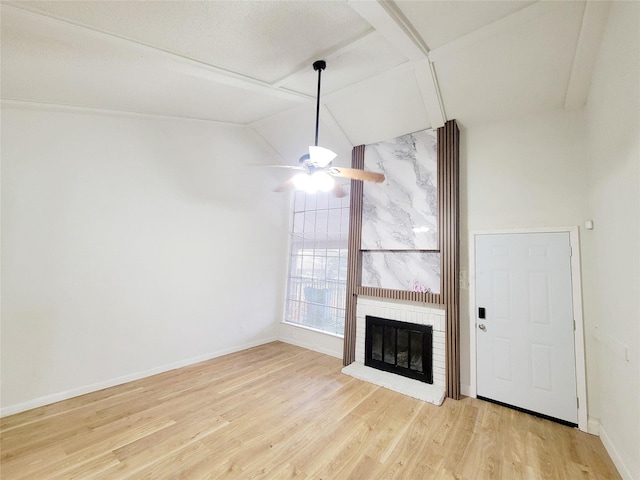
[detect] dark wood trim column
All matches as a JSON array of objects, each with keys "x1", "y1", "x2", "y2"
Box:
[
  {"x1": 343, "y1": 145, "x2": 364, "y2": 366},
  {"x1": 438, "y1": 120, "x2": 460, "y2": 399}
]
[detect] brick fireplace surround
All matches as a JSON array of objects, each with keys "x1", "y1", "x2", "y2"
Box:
[{"x1": 342, "y1": 296, "x2": 446, "y2": 405}]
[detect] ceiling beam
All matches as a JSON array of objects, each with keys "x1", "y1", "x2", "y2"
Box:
[
  {"x1": 414, "y1": 60, "x2": 445, "y2": 128},
  {"x1": 348, "y1": 0, "x2": 446, "y2": 127},
  {"x1": 348, "y1": 0, "x2": 427, "y2": 61},
  {"x1": 564, "y1": 1, "x2": 612, "y2": 110}
]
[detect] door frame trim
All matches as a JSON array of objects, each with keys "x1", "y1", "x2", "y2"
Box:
[{"x1": 469, "y1": 226, "x2": 588, "y2": 432}]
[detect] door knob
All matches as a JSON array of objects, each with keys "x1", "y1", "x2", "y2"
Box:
[{"x1": 478, "y1": 324, "x2": 487, "y2": 331}]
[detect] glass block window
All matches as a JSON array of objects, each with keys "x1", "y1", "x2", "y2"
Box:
[{"x1": 283, "y1": 189, "x2": 350, "y2": 336}]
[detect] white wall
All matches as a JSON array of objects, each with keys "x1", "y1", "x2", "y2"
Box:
[
  {"x1": 1, "y1": 105, "x2": 289, "y2": 415},
  {"x1": 459, "y1": 4, "x2": 639, "y2": 477},
  {"x1": 463, "y1": 109, "x2": 589, "y2": 231},
  {"x1": 460, "y1": 107, "x2": 591, "y2": 392},
  {"x1": 583, "y1": 2, "x2": 639, "y2": 479}
]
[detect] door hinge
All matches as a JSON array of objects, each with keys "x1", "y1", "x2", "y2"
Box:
[
  {"x1": 574, "y1": 320, "x2": 576, "y2": 331},
  {"x1": 577, "y1": 397, "x2": 580, "y2": 409},
  {"x1": 569, "y1": 246, "x2": 573, "y2": 257}
]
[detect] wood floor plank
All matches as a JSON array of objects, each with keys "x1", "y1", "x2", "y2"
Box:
[
  {"x1": 0, "y1": 444, "x2": 67, "y2": 480},
  {"x1": 379, "y1": 402, "x2": 449, "y2": 479},
  {"x1": 0, "y1": 342, "x2": 622, "y2": 480}
]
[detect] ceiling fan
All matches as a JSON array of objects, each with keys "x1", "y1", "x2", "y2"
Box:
[{"x1": 272, "y1": 60, "x2": 385, "y2": 197}]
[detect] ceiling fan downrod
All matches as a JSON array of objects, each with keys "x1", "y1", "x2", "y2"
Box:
[
  {"x1": 313, "y1": 60, "x2": 326, "y2": 147},
  {"x1": 270, "y1": 59, "x2": 384, "y2": 195}
]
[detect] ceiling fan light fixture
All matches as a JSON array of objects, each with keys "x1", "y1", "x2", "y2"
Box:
[
  {"x1": 312, "y1": 171, "x2": 335, "y2": 192},
  {"x1": 309, "y1": 146, "x2": 337, "y2": 167},
  {"x1": 292, "y1": 172, "x2": 314, "y2": 192},
  {"x1": 292, "y1": 171, "x2": 335, "y2": 193}
]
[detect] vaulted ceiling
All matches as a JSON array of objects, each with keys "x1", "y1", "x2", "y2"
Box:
[{"x1": 1, "y1": 1, "x2": 610, "y2": 167}]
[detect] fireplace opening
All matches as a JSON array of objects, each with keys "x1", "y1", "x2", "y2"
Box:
[{"x1": 365, "y1": 315, "x2": 433, "y2": 384}]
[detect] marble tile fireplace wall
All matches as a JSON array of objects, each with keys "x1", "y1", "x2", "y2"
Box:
[{"x1": 361, "y1": 129, "x2": 440, "y2": 294}]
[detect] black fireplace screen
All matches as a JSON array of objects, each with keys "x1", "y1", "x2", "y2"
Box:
[{"x1": 365, "y1": 315, "x2": 433, "y2": 384}]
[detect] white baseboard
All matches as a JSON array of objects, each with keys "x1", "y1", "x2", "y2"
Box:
[
  {"x1": 278, "y1": 335, "x2": 343, "y2": 359},
  {"x1": 599, "y1": 426, "x2": 635, "y2": 480},
  {"x1": 0, "y1": 337, "x2": 276, "y2": 418},
  {"x1": 460, "y1": 383, "x2": 472, "y2": 397},
  {"x1": 278, "y1": 323, "x2": 343, "y2": 359},
  {"x1": 588, "y1": 418, "x2": 601, "y2": 436}
]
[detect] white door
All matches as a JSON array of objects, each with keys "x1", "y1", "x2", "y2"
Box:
[{"x1": 476, "y1": 232, "x2": 577, "y2": 424}]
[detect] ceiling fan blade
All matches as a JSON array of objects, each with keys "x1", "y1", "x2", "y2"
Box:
[
  {"x1": 332, "y1": 183, "x2": 347, "y2": 198},
  {"x1": 309, "y1": 146, "x2": 337, "y2": 168},
  {"x1": 329, "y1": 167, "x2": 385, "y2": 183},
  {"x1": 274, "y1": 177, "x2": 296, "y2": 192},
  {"x1": 258, "y1": 164, "x2": 305, "y2": 170}
]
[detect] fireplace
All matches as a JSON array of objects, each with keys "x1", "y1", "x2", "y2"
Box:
[
  {"x1": 342, "y1": 297, "x2": 445, "y2": 405},
  {"x1": 365, "y1": 315, "x2": 433, "y2": 384}
]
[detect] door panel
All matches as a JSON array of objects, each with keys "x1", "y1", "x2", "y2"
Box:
[{"x1": 476, "y1": 232, "x2": 577, "y2": 424}]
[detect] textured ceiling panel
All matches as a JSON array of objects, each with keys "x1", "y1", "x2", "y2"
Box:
[
  {"x1": 1, "y1": 0, "x2": 606, "y2": 164},
  {"x1": 1, "y1": 8, "x2": 300, "y2": 123},
  {"x1": 279, "y1": 31, "x2": 409, "y2": 96},
  {"x1": 14, "y1": 0, "x2": 372, "y2": 83},
  {"x1": 394, "y1": 0, "x2": 535, "y2": 50},
  {"x1": 326, "y1": 69, "x2": 429, "y2": 146},
  {"x1": 433, "y1": 1, "x2": 584, "y2": 126}
]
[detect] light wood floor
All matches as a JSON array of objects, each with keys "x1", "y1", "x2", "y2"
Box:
[{"x1": 1, "y1": 341, "x2": 620, "y2": 480}]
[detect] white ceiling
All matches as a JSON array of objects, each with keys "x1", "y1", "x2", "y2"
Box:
[{"x1": 1, "y1": 0, "x2": 611, "y2": 164}]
